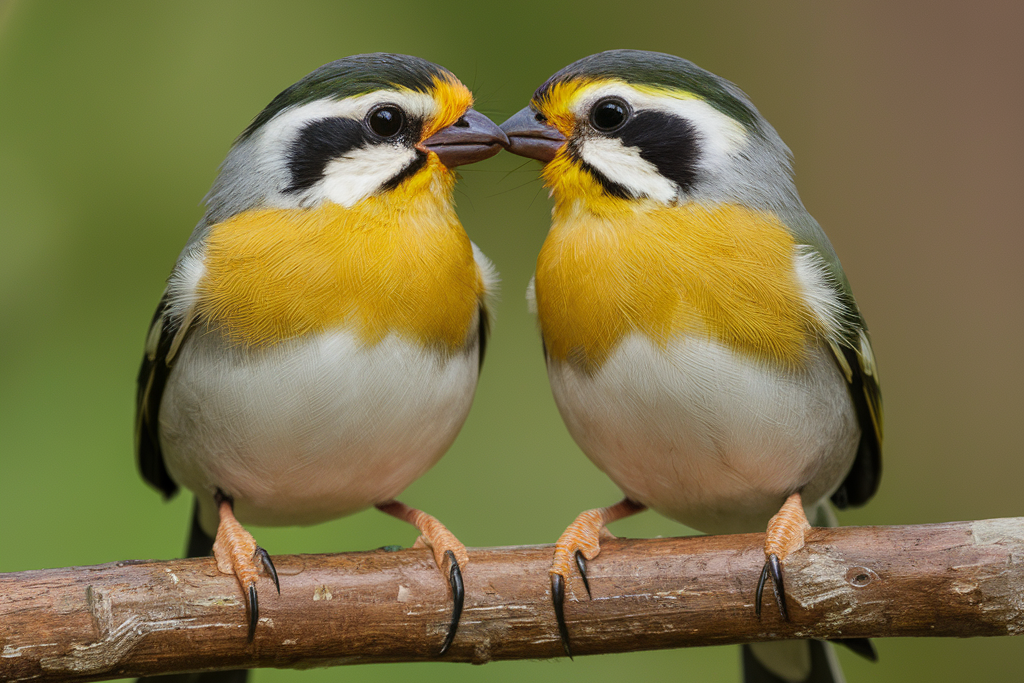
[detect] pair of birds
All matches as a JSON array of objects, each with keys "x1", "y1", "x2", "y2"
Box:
[{"x1": 136, "y1": 50, "x2": 881, "y2": 683}]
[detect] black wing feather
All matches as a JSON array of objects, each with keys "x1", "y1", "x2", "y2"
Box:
[
  {"x1": 830, "y1": 339, "x2": 883, "y2": 509},
  {"x1": 477, "y1": 303, "x2": 490, "y2": 371},
  {"x1": 135, "y1": 294, "x2": 184, "y2": 499}
]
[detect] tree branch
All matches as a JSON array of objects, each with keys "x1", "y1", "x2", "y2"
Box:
[{"x1": 2, "y1": 518, "x2": 1022, "y2": 681}]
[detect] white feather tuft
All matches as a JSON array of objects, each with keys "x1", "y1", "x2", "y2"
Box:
[
  {"x1": 164, "y1": 249, "x2": 205, "y2": 322},
  {"x1": 471, "y1": 241, "x2": 500, "y2": 313},
  {"x1": 792, "y1": 246, "x2": 851, "y2": 344}
]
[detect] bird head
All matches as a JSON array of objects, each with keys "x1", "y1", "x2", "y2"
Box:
[
  {"x1": 201, "y1": 53, "x2": 507, "y2": 226},
  {"x1": 501, "y1": 50, "x2": 799, "y2": 213}
]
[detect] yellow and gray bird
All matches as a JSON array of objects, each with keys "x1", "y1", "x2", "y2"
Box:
[
  {"x1": 501, "y1": 50, "x2": 881, "y2": 682},
  {"x1": 135, "y1": 53, "x2": 505, "y2": 670}
]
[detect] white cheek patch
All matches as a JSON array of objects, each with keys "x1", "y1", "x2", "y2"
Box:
[
  {"x1": 577, "y1": 136, "x2": 678, "y2": 202},
  {"x1": 316, "y1": 144, "x2": 419, "y2": 208}
]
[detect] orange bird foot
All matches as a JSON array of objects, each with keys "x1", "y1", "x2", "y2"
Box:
[
  {"x1": 376, "y1": 500, "x2": 468, "y2": 656},
  {"x1": 756, "y1": 491, "x2": 812, "y2": 620},
  {"x1": 549, "y1": 498, "x2": 645, "y2": 658},
  {"x1": 212, "y1": 492, "x2": 279, "y2": 641}
]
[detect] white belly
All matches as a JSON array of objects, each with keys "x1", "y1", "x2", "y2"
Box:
[
  {"x1": 548, "y1": 334, "x2": 858, "y2": 534},
  {"x1": 159, "y1": 327, "x2": 479, "y2": 533}
]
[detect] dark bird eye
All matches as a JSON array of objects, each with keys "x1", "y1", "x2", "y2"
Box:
[
  {"x1": 368, "y1": 105, "x2": 405, "y2": 138},
  {"x1": 590, "y1": 98, "x2": 629, "y2": 132}
]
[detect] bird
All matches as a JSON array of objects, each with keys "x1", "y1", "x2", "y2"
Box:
[
  {"x1": 500, "y1": 49, "x2": 881, "y2": 683},
  {"x1": 134, "y1": 53, "x2": 506, "y2": 677}
]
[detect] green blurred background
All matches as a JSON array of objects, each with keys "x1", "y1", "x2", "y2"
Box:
[{"x1": 2, "y1": 0, "x2": 1021, "y2": 680}]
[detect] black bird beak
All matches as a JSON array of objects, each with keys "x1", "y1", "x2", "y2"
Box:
[
  {"x1": 499, "y1": 106, "x2": 567, "y2": 163},
  {"x1": 420, "y1": 108, "x2": 509, "y2": 168}
]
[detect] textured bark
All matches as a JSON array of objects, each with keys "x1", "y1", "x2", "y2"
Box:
[{"x1": 1, "y1": 518, "x2": 1022, "y2": 682}]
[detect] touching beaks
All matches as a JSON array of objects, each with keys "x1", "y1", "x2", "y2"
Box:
[
  {"x1": 420, "y1": 109, "x2": 509, "y2": 168},
  {"x1": 499, "y1": 106, "x2": 567, "y2": 163}
]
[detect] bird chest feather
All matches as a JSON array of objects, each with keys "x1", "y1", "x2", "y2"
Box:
[
  {"x1": 196, "y1": 180, "x2": 483, "y2": 351},
  {"x1": 535, "y1": 202, "x2": 824, "y2": 371}
]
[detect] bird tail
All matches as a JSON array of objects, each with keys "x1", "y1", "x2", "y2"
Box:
[
  {"x1": 743, "y1": 640, "x2": 844, "y2": 683},
  {"x1": 185, "y1": 499, "x2": 215, "y2": 558},
  {"x1": 136, "y1": 500, "x2": 250, "y2": 683}
]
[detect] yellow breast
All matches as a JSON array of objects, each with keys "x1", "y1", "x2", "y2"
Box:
[
  {"x1": 535, "y1": 202, "x2": 822, "y2": 371},
  {"x1": 196, "y1": 168, "x2": 483, "y2": 351}
]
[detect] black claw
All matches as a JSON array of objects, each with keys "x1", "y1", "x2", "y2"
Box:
[
  {"x1": 550, "y1": 572, "x2": 573, "y2": 659},
  {"x1": 768, "y1": 554, "x2": 787, "y2": 620},
  {"x1": 438, "y1": 549, "x2": 463, "y2": 656},
  {"x1": 247, "y1": 583, "x2": 259, "y2": 642},
  {"x1": 574, "y1": 551, "x2": 591, "y2": 599},
  {"x1": 755, "y1": 553, "x2": 788, "y2": 620},
  {"x1": 257, "y1": 547, "x2": 280, "y2": 594},
  {"x1": 755, "y1": 561, "x2": 769, "y2": 616}
]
